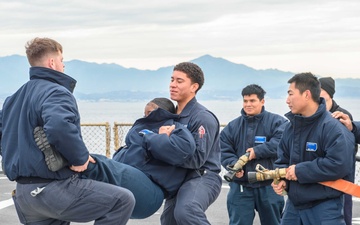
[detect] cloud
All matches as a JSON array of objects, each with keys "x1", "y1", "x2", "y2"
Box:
[{"x1": 1, "y1": 0, "x2": 360, "y2": 77}]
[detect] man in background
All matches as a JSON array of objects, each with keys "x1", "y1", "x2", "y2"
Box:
[
  {"x1": 319, "y1": 77, "x2": 352, "y2": 118},
  {"x1": 319, "y1": 76, "x2": 356, "y2": 225},
  {"x1": 220, "y1": 84, "x2": 287, "y2": 225},
  {"x1": 0, "y1": 37, "x2": 135, "y2": 224}
]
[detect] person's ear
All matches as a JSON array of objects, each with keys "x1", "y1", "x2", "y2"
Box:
[
  {"x1": 48, "y1": 57, "x2": 55, "y2": 70},
  {"x1": 191, "y1": 83, "x2": 199, "y2": 93}
]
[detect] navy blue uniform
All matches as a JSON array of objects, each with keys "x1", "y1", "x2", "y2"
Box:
[
  {"x1": 351, "y1": 121, "x2": 360, "y2": 143},
  {"x1": 160, "y1": 97, "x2": 222, "y2": 225},
  {"x1": 0, "y1": 67, "x2": 135, "y2": 224},
  {"x1": 275, "y1": 99, "x2": 355, "y2": 225},
  {"x1": 83, "y1": 107, "x2": 196, "y2": 219},
  {"x1": 115, "y1": 107, "x2": 196, "y2": 197},
  {"x1": 329, "y1": 99, "x2": 356, "y2": 225},
  {"x1": 221, "y1": 107, "x2": 287, "y2": 225}
]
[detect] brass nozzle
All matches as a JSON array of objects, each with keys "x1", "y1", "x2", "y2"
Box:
[
  {"x1": 232, "y1": 152, "x2": 250, "y2": 171},
  {"x1": 224, "y1": 152, "x2": 250, "y2": 182},
  {"x1": 248, "y1": 164, "x2": 286, "y2": 184}
]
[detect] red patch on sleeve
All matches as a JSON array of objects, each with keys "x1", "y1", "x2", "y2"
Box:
[{"x1": 198, "y1": 125, "x2": 205, "y2": 138}]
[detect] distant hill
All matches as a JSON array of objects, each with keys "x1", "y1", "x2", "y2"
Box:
[{"x1": 1, "y1": 54, "x2": 359, "y2": 101}]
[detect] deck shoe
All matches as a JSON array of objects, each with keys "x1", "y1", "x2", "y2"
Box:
[{"x1": 33, "y1": 126, "x2": 67, "y2": 172}]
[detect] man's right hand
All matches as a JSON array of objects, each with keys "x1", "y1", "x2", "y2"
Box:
[
  {"x1": 70, "y1": 155, "x2": 95, "y2": 172},
  {"x1": 235, "y1": 170, "x2": 244, "y2": 178},
  {"x1": 159, "y1": 125, "x2": 175, "y2": 136},
  {"x1": 332, "y1": 111, "x2": 353, "y2": 131},
  {"x1": 271, "y1": 180, "x2": 286, "y2": 196}
]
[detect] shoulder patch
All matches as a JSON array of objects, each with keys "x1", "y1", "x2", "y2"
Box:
[{"x1": 198, "y1": 125, "x2": 206, "y2": 138}]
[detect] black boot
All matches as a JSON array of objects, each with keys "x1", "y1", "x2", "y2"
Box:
[{"x1": 34, "y1": 126, "x2": 67, "y2": 172}]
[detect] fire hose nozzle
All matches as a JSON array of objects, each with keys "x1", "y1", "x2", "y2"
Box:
[{"x1": 223, "y1": 152, "x2": 250, "y2": 182}]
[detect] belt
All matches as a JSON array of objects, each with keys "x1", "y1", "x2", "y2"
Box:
[
  {"x1": 16, "y1": 177, "x2": 56, "y2": 184},
  {"x1": 199, "y1": 169, "x2": 206, "y2": 176}
]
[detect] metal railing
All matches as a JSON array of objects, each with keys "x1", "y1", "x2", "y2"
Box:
[{"x1": 80, "y1": 122, "x2": 111, "y2": 157}]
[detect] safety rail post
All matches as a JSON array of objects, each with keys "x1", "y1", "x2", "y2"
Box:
[
  {"x1": 113, "y1": 122, "x2": 133, "y2": 151},
  {"x1": 113, "y1": 122, "x2": 120, "y2": 151},
  {"x1": 105, "y1": 122, "x2": 111, "y2": 157}
]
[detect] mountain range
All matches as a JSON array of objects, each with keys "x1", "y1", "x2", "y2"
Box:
[{"x1": 1, "y1": 54, "x2": 359, "y2": 101}]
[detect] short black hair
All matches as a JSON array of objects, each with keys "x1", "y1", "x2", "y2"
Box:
[
  {"x1": 173, "y1": 62, "x2": 204, "y2": 93},
  {"x1": 241, "y1": 84, "x2": 266, "y2": 100},
  {"x1": 150, "y1": 98, "x2": 175, "y2": 113},
  {"x1": 288, "y1": 72, "x2": 320, "y2": 102}
]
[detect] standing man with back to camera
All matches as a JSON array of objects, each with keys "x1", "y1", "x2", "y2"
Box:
[
  {"x1": 154, "y1": 62, "x2": 222, "y2": 225},
  {"x1": 220, "y1": 84, "x2": 287, "y2": 225},
  {"x1": 0, "y1": 37, "x2": 135, "y2": 225},
  {"x1": 272, "y1": 72, "x2": 354, "y2": 225},
  {"x1": 319, "y1": 76, "x2": 356, "y2": 225}
]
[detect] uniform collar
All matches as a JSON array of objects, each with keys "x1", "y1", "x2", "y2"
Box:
[
  {"x1": 29, "y1": 67, "x2": 77, "y2": 93},
  {"x1": 134, "y1": 108, "x2": 179, "y2": 125},
  {"x1": 176, "y1": 97, "x2": 197, "y2": 117}
]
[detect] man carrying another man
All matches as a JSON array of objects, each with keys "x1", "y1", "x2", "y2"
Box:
[{"x1": 0, "y1": 37, "x2": 135, "y2": 225}]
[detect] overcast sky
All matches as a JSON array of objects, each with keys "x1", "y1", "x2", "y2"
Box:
[{"x1": 1, "y1": 0, "x2": 360, "y2": 78}]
